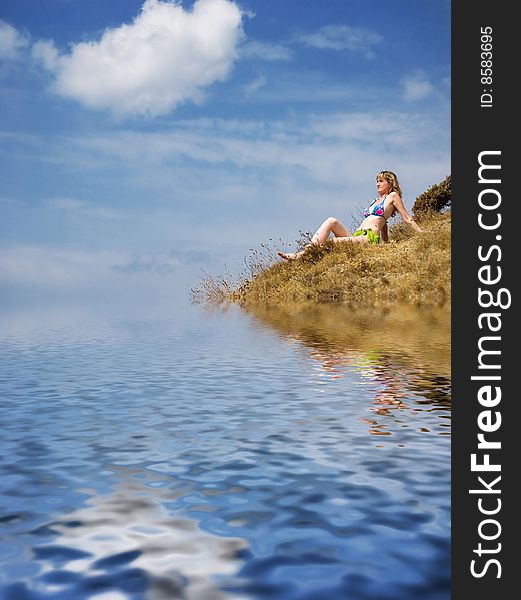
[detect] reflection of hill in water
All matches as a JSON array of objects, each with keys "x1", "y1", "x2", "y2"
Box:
[{"x1": 246, "y1": 302, "x2": 451, "y2": 410}]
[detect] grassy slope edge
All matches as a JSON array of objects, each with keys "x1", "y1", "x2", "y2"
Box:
[
  {"x1": 192, "y1": 176, "x2": 451, "y2": 307},
  {"x1": 232, "y1": 212, "x2": 450, "y2": 306}
]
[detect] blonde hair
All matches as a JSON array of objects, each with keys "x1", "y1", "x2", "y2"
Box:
[{"x1": 376, "y1": 170, "x2": 402, "y2": 198}]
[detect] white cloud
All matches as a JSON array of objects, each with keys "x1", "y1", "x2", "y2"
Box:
[
  {"x1": 46, "y1": 197, "x2": 129, "y2": 220},
  {"x1": 402, "y1": 70, "x2": 434, "y2": 101},
  {"x1": 31, "y1": 39, "x2": 59, "y2": 70},
  {"x1": 240, "y1": 39, "x2": 293, "y2": 61},
  {"x1": 33, "y1": 0, "x2": 244, "y2": 117},
  {"x1": 243, "y1": 74, "x2": 266, "y2": 95},
  {"x1": 37, "y1": 111, "x2": 449, "y2": 207},
  {"x1": 295, "y1": 25, "x2": 382, "y2": 59},
  {"x1": 2, "y1": 110, "x2": 449, "y2": 255},
  {"x1": 7, "y1": 111, "x2": 449, "y2": 195},
  {"x1": 0, "y1": 19, "x2": 29, "y2": 60},
  {"x1": 2, "y1": 110, "x2": 450, "y2": 196},
  {"x1": 115, "y1": 248, "x2": 218, "y2": 272},
  {"x1": 0, "y1": 246, "x2": 125, "y2": 288},
  {"x1": 113, "y1": 252, "x2": 182, "y2": 273}
]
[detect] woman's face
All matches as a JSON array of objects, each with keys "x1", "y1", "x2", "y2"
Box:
[{"x1": 376, "y1": 176, "x2": 391, "y2": 195}]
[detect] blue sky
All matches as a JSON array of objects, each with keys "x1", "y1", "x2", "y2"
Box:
[{"x1": 0, "y1": 0, "x2": 450, "y2": 309}]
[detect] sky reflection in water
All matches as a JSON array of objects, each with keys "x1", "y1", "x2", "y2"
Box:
[{"x1": 0, "y1": 301, "x2": 450, "y2": 599}]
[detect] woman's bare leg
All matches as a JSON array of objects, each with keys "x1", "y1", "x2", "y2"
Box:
[
  {"x1": 311, "y1": 217, "x2": 350, "y2": 244},
  {"x1": 278, "y1": 217, "x2": 352, "y2": 260}
]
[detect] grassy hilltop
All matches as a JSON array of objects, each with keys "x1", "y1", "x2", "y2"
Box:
[{"x1": 192, "y1": 176, "x2": 451, "y2": 307}]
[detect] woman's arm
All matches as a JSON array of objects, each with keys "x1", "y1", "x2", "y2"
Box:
[{"x1": 390, "y1": 193, "x2": 423, "y2": 233}]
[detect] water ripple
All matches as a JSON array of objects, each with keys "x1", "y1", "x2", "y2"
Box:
[{"x1": 0, "y1": 303, "x2": 450, "y2": 599}]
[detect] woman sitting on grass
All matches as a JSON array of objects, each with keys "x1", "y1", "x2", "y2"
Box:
[{"x1": 278, "y1": 170, "x2": 423, "y2": 260}]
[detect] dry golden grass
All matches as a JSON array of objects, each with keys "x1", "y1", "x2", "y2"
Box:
[{"x1": 226, "y1": 212, "x2": 451, "y2": 307}]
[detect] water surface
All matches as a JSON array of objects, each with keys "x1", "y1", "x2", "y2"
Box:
[{"x1": 0, "y1": 300, "x2": 450, "y2": 599}]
